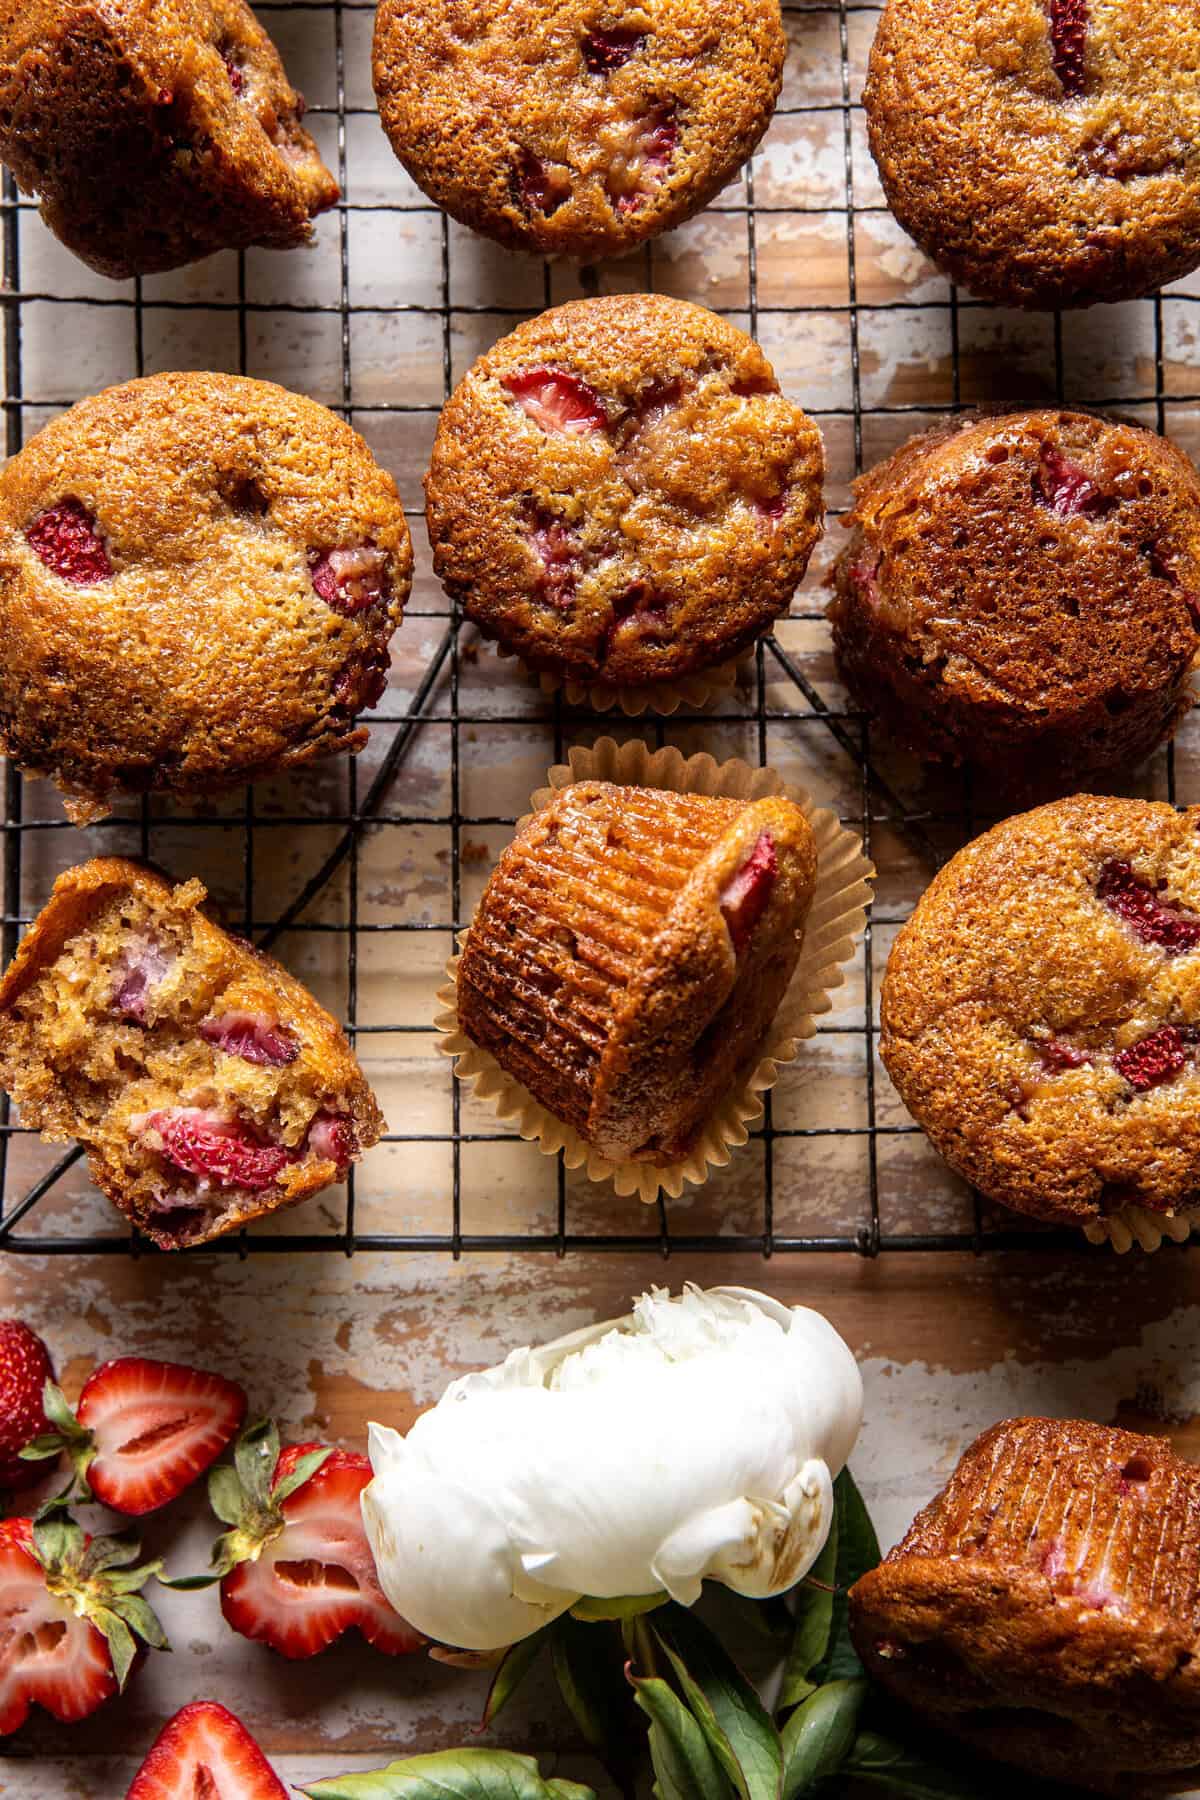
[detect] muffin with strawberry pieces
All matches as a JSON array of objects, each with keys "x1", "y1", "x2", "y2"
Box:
[
  {"x1": 829, "y1": 409, "x2": 1200, "y2": 797},
  {"x1": 850, "y1": 1418, "x2": 1200, "y2": 1792},
  {"x1": 0, "y1": 858, "x2": 383, "y2": 1249},
  {"x1": 0, "y1": 371, "x2": 411, "y2": 823},
  {"x1": 865, "y1": 0, "x2": 1200, "y2": 307},
  {"x1": 882, "y1": 796, "x2": 1200, "y2": 1245},
  {"x1": 372, "y1": 0, "x2": 785, "y2": 261},
  {"x1": 457, "y1": 780, "x2": 816, "y2": 1163},
  {"x1": 0, "y1": 0, "x2": 338, "y2": 279},
  {"x1": 427, "y1": 296, "x2": 824, "y2": 703}
]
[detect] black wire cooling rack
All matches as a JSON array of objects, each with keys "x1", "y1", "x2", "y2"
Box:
[{"x1": 0, "y1": 0, "x2": 1195, "y2": 1262}]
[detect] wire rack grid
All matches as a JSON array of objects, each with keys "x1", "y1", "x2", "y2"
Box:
[{"x1": 0, "y1": 0, "x2": 1196, "y2": 1265}]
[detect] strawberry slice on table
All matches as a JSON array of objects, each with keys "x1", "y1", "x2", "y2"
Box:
[
  {"x1": 22, "y1": 1358, "x2": 246, "y2": 1516},
  {"x1": 126, "y1": 1700, "x2": 288, "y2": 1800},
  {"x1": 173, "y1": 1420, "x2": 422, "y2": 1660},
  {"x1": 0, "y1": 1320, "x2": 56, "y2": 1491},
  {"x1": 0, "y1": 1514, "x2": 167, "y2": 1734}
]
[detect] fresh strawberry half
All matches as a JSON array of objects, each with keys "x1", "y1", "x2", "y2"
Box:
[
  {"x1": 23, "y1": 1358, "x2": 246, "y2": 1517},
  {"x1": 126, "y1": 1700, "x2": 288, "y2": 1800},
  {"x1": 0, "y1": 1320, "x2": 55, "y2": 1491},
  {"x1": 501, "y1": 368, "x2": 608, "y2": 437},
  {"x1": 171, "y1": 1421, "x2": 422, "y2": 1660},
  {"x1": 0, "y1": 1514, "x2": 167, "y2": 1734}
]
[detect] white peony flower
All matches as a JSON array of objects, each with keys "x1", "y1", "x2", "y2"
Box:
[{"x1": 361, "y1": 1284, "x2": 863, "y2": 1651}]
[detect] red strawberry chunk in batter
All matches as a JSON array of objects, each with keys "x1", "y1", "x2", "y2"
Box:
[
  {"x1": 1034, "y1": 447, "x2": 1112, "y2": 518},
  {"x1": 27, "y1": 499, "x2": 113, "y2": 584},
  {"x1": 1038, "y1": 1037, "x2": 1091, "y2": 1072},
  {"x1": 309, "y1": 545, "x2": 388, "y2": 615},
  {"x1": 1114, "y1": 1025, "x2": 1189, "y2": 1092},
  {"x1": 136, "y1": 1108, "x2": 290, "y2": 1192},
  {"x1": 223, "y1": 53, "x2": 245, "y2": 94},
  {"x1": 612, "y1": 106, "x2": 679, "y2": 214},
  {"x1": 720, "y1": 832, "x2": 778, "y2": 953},
  {"x1": 111, "y1": 935, "x2": 174, "y2": 1023},
  {"x1": 530, "y1": 513, "x2": 579, "y2": 610},
  {"x1": 582, "y1": 27, "x2": 645, "y2": 72},
  {"x1": 200, "y1": 1010, "x2": 299, "y2": 1068},
  {"x1": 517, "y1": 150, "x2": 571, "y2": 217},
  {"x1": 601, "y1": 583, "x2": 671, "y2": 657},
  {"x1": 307, "y1": 1112, "x2": 356, "y2": 1175},
  {"x1": 1096, "y1": 859, "x2": 1200, "y2": 954},
  {"x1": 502, "y1": 369, "x2": 607, "y2": 437},
  {"x1": 1046, "y1": 0, "x2": 1088, "y2": 97}
]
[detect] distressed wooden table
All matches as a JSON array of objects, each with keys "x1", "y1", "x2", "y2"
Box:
[{"x1": 4, "y1": 3, "x2": 1200, "y2": 1795}]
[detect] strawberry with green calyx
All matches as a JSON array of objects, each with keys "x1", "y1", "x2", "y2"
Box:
[
  {"x1": 0, "y1": 1513, "x2": 168, "y2": 1734},
  {"x1": 170, "y1": 1419, "x2": 423, "y2": 1660}
]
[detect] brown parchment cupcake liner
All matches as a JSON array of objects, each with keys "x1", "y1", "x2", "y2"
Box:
[
  {"x1": 1083, "y1": 1206, "x2": 1199, "y2": 1255},
  {"x1": 434, "y1": 735, "x2": 875, "y2": 1204},
  {"x1": 487, "y1": 631, "x2": 745, "y2": 717}
]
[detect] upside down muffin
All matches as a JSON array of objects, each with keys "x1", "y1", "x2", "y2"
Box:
[
  {"x1": 864, "y1": 0, "x2": 1200, "y2": 308},
  {"x1": 849, "y1": 1418, "x2": 1200, "y2": 1792},
  {"x1": 0, "y1": 859, "x2": 383, "y2": 1249},
  {"x1": 0, "y1": 0, "x2": 338, "y2": 280},
  {"x1": 881, "y1": 796, "x2": 1200, "y2": 1239},
  {"x1": 372, "y1": 0, "x2": 785, "y2": 262},
  {"x1": 456, "y1": 780, "x2": 816, "y2": 1163},
  {"x1": 426, "y1": 296, "x2": 824, "y2": 696},
  {"x1": 0, "y1": 371, "x2": 412, "y2": 822},
  {"x1": 828, "y1": 409, "x2": 1200, "y2": 796}
]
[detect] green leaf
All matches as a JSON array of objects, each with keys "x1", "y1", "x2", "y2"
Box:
[
  {"x1": 18, "y1": 1434, "x2": 67, "y2": 1462},
  {"x1": 158, "y1": 1571, "x2": 222, "y2": 1591},
  {"x1": 652, "y1": 1605, "x2": 781, "y2": 1800},
  {"x1": 95, "y1": 1608, "x2": 138, "y2": 1691},
  {"x1": 631, "y1": 1674, "x2": 732, "y2": 1800},
  {"x1": 780, "y1": 1680, "x2": 864, "y2": 1799},
  {"x1": 208, "y1": 1463, "x2": 247, "y2": 1527},
  {"x1": 107, "y1": 1592, "x2": 170, "y2": 1651},
  {"x1": 273, "y1": 1444, "x2": 333, "y2": 1503},
  {"x1": 80, "y1": 1532, "x2": 145, "y2": 1575},
  {"x1": 778, "y1": 1521, "x2": 839, "y2": 1712},
  {"x1": 300, "y1": 1747, "x2": 597, "y2": 1798},
  {"x1": 234, "y1": 1418, "x2": 280, "y2": 1509},
  {"x1": 33, "y1": 1513, "x2": 79, "y2": 1571},
  {"x1": 481, "y1": 1627, "x2": 548, "y2": 1730},
  {"x1": 41, "y1": 1381, "x2": 87, "y2": 1440},
  {"x1": 550, "y1": 1614, "x2": 639, "y2": 1791},
  {"x1": 811, "y1": 1470, "x2": 880, "y2": 1686},
  {"x1": 569, "y1": 1591, "x2": 669, "y2": 1623},
  {"x1": 839, "y1": 1731, "x2": 1080, "y2": 1800}
]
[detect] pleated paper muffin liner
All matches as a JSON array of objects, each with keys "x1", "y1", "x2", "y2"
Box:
[
  {"x1": 435, "y1": 735, "x2": 875, "y2": 1204},
  {"x1": 535, "y1": 654, "x2": 743, "y2": 718},
  {"x1": 1083, "y1": 1204, "x2": 1199, "y2": 1255}
]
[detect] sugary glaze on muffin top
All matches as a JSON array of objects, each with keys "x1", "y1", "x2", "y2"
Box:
[
  {"x1": 865, "y1": 0, "x2": 1200, "y2": 306},
  {"x1": 0, "y1": 372, "x2": 412, "y2": 820},
  {"x1": 372, "y1": 0, "x2": 785, "y2": 259},
  {"x1": 882, "y1": 796, "x2": 1200, "y2": 1230},
  {"x1": 426, "y1": 296, "x2": 824, "y2": 688},
  {"x1": 829, "y1": 409, "x2": 1200, "y2": 790}
]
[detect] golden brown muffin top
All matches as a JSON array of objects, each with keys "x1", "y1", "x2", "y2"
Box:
[
  {"x1": 865, "y1": 0, "x2": 1200, "y2": 307},
  {"x1": 0, "y1": 372, "x2": 412, "y2": 819},
  {"x1": 839, "y1": 408, "x2": 1200, "y2": 722},
  {"x1": 373, "y1": 0, "x2": 784, "y2": 260},
  {"x1": 882, "y1": 796, "x2": 1200, "y2": 1229},
  {"x1": 426, "y1": 296, "x2": 824, "y2": 688}
]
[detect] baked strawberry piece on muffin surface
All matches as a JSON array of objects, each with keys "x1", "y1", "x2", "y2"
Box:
[
  {"x1": 850, "y1": 1418, "x2": 1200, "y2": 1792},
  {"x1": 0, "y1": 0, "x2": 338, "y2": 279},
  {"x1": 864, "y1": 0, "x2": 1200, "y2": 308},
  {"x1": 426, "y1": 295, "x2": 824, "y2": 697},
  {"x1": 0, "y1": 858, "x2": 383, "y2": 1249},
  {"x1": 0, "y1": 372, "x2": 411, "y2": 822},
  {"x1": 882, "y1": 795, "x2": 1200, "y2": 1237},
  {"x1": 457, "y1": 780, "x2": 816, "y2": 1163},
  {"x1": 829, "y1": 408, "x2": 1200, "y2": 797},
  {"x1": 372, "y1": 0, "x2": 785, "y2": 261}
]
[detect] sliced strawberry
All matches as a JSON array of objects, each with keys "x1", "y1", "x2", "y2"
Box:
[
  {"x1": 26, "y1": 498, "x2": 113, "y2": 584},
  {"x1": 200, "y1": 1011, "x2": 299, "y2": 1068},
  {"x1": 33, "y1": 1358, "x2": 248, "y2": 1517},
  {"x1": 0, "y1": 1321, "x2": 54, "y2": 1491},
  {"x1": 582, "y1": 26, "x2": 644, "y2": 71},
  {"x1": 126, "y1": 1700, "x2": 288, "y2": 1800},
  {"x1": 720, "y1": 832, "x2": 779, "y2": 954},
  {"x1": 0, "y1": 1514, "x2": 166, "y2": 1735},
  {"x1": 135, "y1": 1108, "x2": 291, "y2": 1192},
  {"x1": 501, "y1": 368, "x2": 607, "y2": 437},
  {"x1": 180, "y1": 1422, "x2": 422, "y2": 1660}
]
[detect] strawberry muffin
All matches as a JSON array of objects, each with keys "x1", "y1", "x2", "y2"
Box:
[
  {"x1": 850, "y1": 1418, "x2": 1200, "y2": 1792},
  {"x1": 373, "y1": 0, "x2": 785, "y2": 262},
  {"x1": 829, "y1": 410, "x2": 1200, "y2": 796},
  {"x1": 882, "y1": 796, "x2": 1200, "y2": 1240},
  {"x1": 0, "y1": 858, "x2": 383, "y2": 1249},
  {"x1": 0, "y1": 0, "x2": 338, "y2": 280},
  {"x1": 0, "y1": 372, "x2": 412, "y2": 823},
  {"x1": 456, "y1": 780, "x2": 816, "y2": 1163},
  {"x1": 426, "y1": 296, "x2": 824, "y2": 697},
  {"x1": 865, "y1": 0, "x2": 1200, "y2": 308}
]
